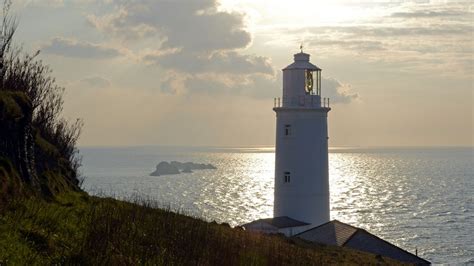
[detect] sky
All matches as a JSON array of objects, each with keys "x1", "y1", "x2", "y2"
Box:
[{"x1": 10, "y1": 0, "x2": 474, "y2": 147}]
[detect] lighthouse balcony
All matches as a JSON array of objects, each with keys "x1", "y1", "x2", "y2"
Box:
[{"x1": 274, "y1": 96, "x2": 330, "y2": 109}]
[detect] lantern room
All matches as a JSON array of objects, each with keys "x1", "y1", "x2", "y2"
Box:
[{"x1": 281, "y1": 51, "x2": 323, "y2": 108}]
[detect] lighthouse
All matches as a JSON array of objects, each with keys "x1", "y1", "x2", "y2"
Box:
[
  {"x1": 240, "y1": 53, "x2": 431, "y2": 265},
  {"x1": 241, "y1": 49, "x2": 331, "y2": 236},
  {"x1": 273, "y1": 50, "x2": 331, "y2": 228}
]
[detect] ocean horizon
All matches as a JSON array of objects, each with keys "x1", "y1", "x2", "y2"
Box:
[{"x1": 80, "y1": 146, "x2": 473, "y2": 264}]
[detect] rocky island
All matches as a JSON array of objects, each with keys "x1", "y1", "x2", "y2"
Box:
[{"x1": 150, "y1": 161, "x2": 217, "y2": 176}]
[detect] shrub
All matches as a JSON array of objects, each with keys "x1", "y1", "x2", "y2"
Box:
[{"x1": 0, "y1": 0, "x2": 83, "y2": 196}]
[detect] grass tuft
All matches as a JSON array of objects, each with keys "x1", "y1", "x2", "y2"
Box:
[{"x1": 0, "y1": 192, "x2": 405, "y2": 265}]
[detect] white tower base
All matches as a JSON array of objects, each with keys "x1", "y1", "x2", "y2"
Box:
[{"x1": 274, "y1": 105, "x2": 330, "y2": 227}]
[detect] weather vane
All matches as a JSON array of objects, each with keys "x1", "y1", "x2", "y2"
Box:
[{"x1": 300, "y1": 43, "x2": 303, "y2": 53}]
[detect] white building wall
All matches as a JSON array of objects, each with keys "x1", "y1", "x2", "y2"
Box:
[
  {"x1": 283, "y1": 69, "x2": 306, "y2": 102},
  {"x1": 244, "y1": 222, "x2": 279, "y2": 234},
  {"x1": 243, "y1": 222, "x2": 312, "y2": 237},
  {"x1": 273, "y1": 107, "x2": 330, "y2": 227},
  {"x1": 278, "y1": 224, "x2": 314, "y2": 237}
]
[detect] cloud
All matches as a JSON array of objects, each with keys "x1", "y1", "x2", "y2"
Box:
[
  {"x1": 321, "y1": 78, "x2": 358, "y2": 104},
  {"x1": 390, "y1": 10, "x2": 471, "y2": 18},
  {"x1": 162, "y1": 71, "x2": 357, "y2": 104},
  {"x1": 16, "y1": 0, "x2": 64, "y2": 8},
  {"x1": 88, "y1": 0, "x2": 251, "y2": 52},
  {"x1": 37, "y1": 0, "x2": 356, "y2": 102},
  {"x1": 42, "y1": 37, "x2": 123, "y2": 59},
  {"x1": 157, "y1": 70, "x2": 279, "y2": 97},
  {"x1": 295, "y1": 24, "x2": 471, "y2": 39},
  {"x1": 144, "y1": 51, "x2": 273, "y2": 75},
  {"x1": 88, "y1": 0, "x2": 275, "y2": 97},
  {"x1": 309, "y1": 39, "x2": 386, "y2": 52},
  {"x1": 273, "y1": 2, "x2": 473, "y2": 77},
  {"x1": 78, "y1": 76, "x2": 111, "y2": 88},
  {"x1": 16, "y1": 0, "x2": 104, "y2": 8},
  {"x1": 388, "y1": 2, "x2": 472, "y2": 19},
  {"x1": 157, "y1": 71, "x2": 274, "y2": 96}
]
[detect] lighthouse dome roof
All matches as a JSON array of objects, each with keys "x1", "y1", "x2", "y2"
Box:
[{"x1": 283, "y1": 52, "x2": 321, "y2": 71}]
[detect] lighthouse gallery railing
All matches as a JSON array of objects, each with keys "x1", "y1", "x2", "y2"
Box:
[{"x1": 274, "y1": 96, "x2": 330, "y2": 108}]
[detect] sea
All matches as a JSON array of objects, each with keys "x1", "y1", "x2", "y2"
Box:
[{"x1": 80, "y1": 146, "x2": 473, "y2": 264}]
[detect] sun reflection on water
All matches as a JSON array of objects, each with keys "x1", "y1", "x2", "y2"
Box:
[{"x1": 82, "y1": 147, "x2": 473, "y2": 263}]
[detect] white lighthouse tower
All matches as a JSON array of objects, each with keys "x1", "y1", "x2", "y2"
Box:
[
  {"x1": 240, "y1": 53, "x2": 430, "y2": 264},
  {"x1": 273, "y1": 49, "x2": 331, "y2": 228}
]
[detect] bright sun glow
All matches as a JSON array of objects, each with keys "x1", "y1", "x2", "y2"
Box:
[{"x1": 219, "y1": 0, "x2": 379, "y2": 29}]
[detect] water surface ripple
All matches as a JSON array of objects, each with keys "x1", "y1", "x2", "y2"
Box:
[{"x1": 81, "y1": 147, "x2": 473, "y2": 264}]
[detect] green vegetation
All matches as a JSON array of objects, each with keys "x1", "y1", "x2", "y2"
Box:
[
  {"x1": 0, "y1": 91, "x2": 80, "y2": 204},
  {"x1": 0, "y1": 91, "x2": 30, "y2": 120},
  {"x1": 0, "y1": 192, "x2": 403, "y2": 265},
  {"x1": 0, "y1": 157, "x2": 24, "y2": 203}
]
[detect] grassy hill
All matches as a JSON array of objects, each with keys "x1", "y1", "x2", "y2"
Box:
[{"x1": 0, "y1": 192, "x2": 405, "y2": 265}]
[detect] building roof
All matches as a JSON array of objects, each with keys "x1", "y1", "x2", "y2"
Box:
[
  {"x1": 296, "y1": 219, "x2": 358, "y2": 246},
  {"x1": 283, "y1": 52, "x2": 321, "y2": 71},
  {"x1": 243, "y1": 216, "x2": 310, "y2": 229},
  {"x1": 295, "y1": 220, "x2": 430, "y2": 265}
]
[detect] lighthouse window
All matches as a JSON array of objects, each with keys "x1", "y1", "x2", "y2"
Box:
[
  {"x1": 284, "y1": 125, "x2": 291, "y2": 136},
  {"x1": 284, "y1": 172, "x2": 291, "y2": 183}
]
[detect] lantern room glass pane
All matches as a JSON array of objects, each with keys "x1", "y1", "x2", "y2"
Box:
[
  {"x1": 315, "y1": 70, "x2": 321, "y2": 96},
  {"x1": 305, "y1": 70, "x2": 314, "y2": 94}
]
